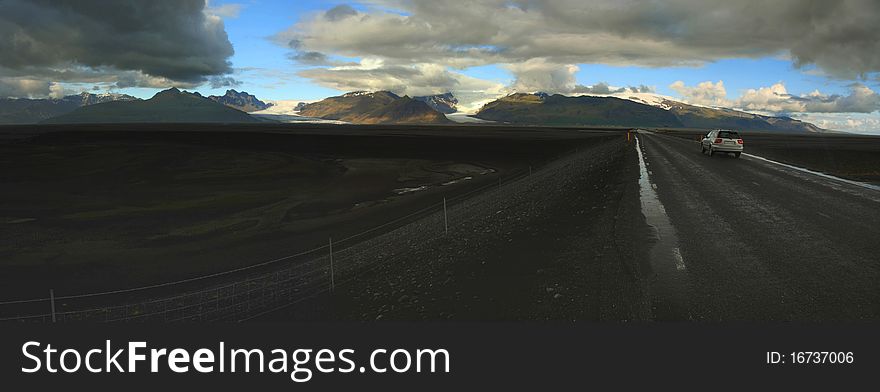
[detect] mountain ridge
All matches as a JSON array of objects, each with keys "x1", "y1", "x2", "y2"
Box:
[
  {"x1": 41, "y1": 88, "x2": 261, "y2": 124},
  {"x1": 0, "y1": 92, "x2": 138, "y2": 124},
  {"x1": 299, "y1": 91, "x2": 451, "y2": 124},
  {"x1": 413, "y1": 93, "x2": 458, "y2": 114},
  {"x1": 475, "y1": 92, "x2": 826, "y2": 133},
  {"x1": 208, "y1": 89, "x2": 272, "y2": 112},
  {"x1": 476, "y1": 93, "x2": 684, "y2": 128}
]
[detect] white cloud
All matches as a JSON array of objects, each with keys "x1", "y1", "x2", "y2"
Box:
[
  {"x1": 735, "y1": 83, "x2": 804, "y2": 113},
  {"x1": 278, "y1": 0, "x2": 880, "y2": 80},
  {"x1": 668, "y1": 80, "x2": 880, "y2": 114},
  {"x1": 801, "y1": 84, "x2": 880, "y2": 113},
  {"x1": 275, "y1": 0, "x2": 880, "y2": 115},
  {"x1": 793, "y1": 112, "x2": 880, "y2": 134},
  {"x1": 505, "y1": 59, "x2": 578, "y2": 94},
  {"x1": 669, "y1": 80, "x2": 730, "y2": 107},
  {"x1": 48, "y1": 82, "x2": 68, "y2": 99},
  {"x1": 298, "y1": 59, "x2": 505, "y2": 110},
  {"x1": 736, "y1": 82, "x2": 880, "y2": 114}
]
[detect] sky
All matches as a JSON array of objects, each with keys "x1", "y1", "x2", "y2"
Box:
[{"x1": 1, "y1": 0, "x2": 880, "y2": 133}]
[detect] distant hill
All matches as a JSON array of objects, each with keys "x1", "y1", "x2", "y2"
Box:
[
  {"x1": 0, "y1": 92, "x2": 138, "y2": 124},
  {"x1": 476, "y1": 93, "x2": 684, "y2": 127},
  {"x1": 413, "y1": 93, "x2": 458, "y2": 114},
  {"x1": 299, "y1": 91, "x2": 451, "y2": 124},
  {"x1": 42, "y1": 88, "x2": 261, "y2": 124},
  {"x1": 475, "y1": 92, "x2": 825, "y2": 133},
  {"x1": 661, "y1": 100, "x2": 824, "y2": 133},
  {"x1": 208, "y1": 89, "x2": 272, "y2": 112}
]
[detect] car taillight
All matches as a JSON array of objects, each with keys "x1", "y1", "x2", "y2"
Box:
[
  {"x1": 714, "y1": 138, "x2": 722, "y2": 144},
  {"x1": 737, "y1": 139, "x2": 743, "y2": 144}
]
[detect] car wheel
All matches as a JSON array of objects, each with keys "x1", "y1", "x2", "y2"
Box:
[
  {"x1": 701, "y1": 146, "x2": 706, "y2": 154},
  {"x1": 707, "y1": 147, "x2": 713, "y2": 157},
  {"x1": 734, "y1": 152, "x2": 741, "y2": 158}
]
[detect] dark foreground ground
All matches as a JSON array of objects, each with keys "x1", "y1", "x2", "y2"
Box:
[
  {"x1": 269, "y1": 136, "x2": 650, "y2": 321},
  {"x1": 0, "y1": 123, "x2": 608, "y2": 300},
  {"x1": 1, "y1": 124, "x2": 878, "y2": 322}
]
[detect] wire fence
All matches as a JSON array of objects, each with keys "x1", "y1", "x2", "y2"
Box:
[{"x1": 0, "y1": 137, "x2": 623, "y2": 322}]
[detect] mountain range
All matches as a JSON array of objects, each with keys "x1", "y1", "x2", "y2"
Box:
[
  {"x1": 0, "y1": 86, "x2": 829, "y2": 132},
  {"x1": 298, "y1": 91, "x2": 451, "y2": 124},
  {"x1": 42, "y1": 88, "x2": 261, "y2": 124},
  {"x1": 474, "y1": 93, "x2": 825, "y2": 133},
  {"x1": 659, "y1": 99, "x2": 824, "y2": 133},
  {"x1": 0, "y1": 92, "x2": 137, "y2": 124},
  {"x1": 476, "y1": 93, "x2": 683, "y2": 128},
  {"x1": 208, "y1": 89, "x2": 273, "y2": 112}
]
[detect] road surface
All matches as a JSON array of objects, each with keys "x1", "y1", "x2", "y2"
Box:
[{"x1": 636, "y1": 131, "x2": 879, "y2": 321}]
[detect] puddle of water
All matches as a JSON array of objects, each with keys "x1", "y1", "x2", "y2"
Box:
[{"x1": 635, "y1": 133, "x2": 691, "y2": 320}]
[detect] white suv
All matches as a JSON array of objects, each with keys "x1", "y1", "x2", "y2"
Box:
[{"x1": 701, "y1": 129, "x2": 743, "y2": 158}]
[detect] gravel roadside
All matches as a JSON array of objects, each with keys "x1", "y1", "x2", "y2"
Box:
[{"x1": 265, "y1": 137, "x2": 654, "y2": 321}]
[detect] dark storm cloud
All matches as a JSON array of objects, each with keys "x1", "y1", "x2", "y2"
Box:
[
  {"x1": 0, "y1": 0, "x2": 234, "y2": 87},
  {"x1": 0, "y1": 77, "x2": 51, "y2": 98}
]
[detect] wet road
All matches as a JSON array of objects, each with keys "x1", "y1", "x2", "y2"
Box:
[{"x1": 636, "y1": 131, "x2": 880, "y2": 321}]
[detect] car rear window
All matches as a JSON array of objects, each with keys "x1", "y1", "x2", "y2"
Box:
[{"x1": 718, "y1": 131, "x2": 740, "y2": 139}]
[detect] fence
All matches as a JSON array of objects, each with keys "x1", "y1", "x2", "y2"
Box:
[{"x1": 0, "y1": 137, "x2": 623, "y2": 322}]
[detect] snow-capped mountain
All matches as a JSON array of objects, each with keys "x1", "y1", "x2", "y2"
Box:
[
  {"x1": 0, "y1": 92, "x2": 138, "y2": 124},
  {"x1": 68, "y1": 91, "x2": 139, "y2": 106},
  {"x1": 208, "y1": 89, "x2": 272, "y2": 112},
  {"x1": 43, "y1": 87, "x2": 261, "y2": 124},
  {"x1": 413, "y1": 93, "x2": 458, "y2": 114}
]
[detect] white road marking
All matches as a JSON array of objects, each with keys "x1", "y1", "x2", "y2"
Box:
[{"x1": 741, "y1": 153, "x2": 880, "y2": 192}]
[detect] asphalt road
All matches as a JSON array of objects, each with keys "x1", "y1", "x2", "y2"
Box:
[{"x1": 637, "y1": 131, "x2": 879, "y2": 321}]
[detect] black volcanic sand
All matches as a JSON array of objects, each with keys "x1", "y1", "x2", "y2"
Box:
[
  {"x1": 654, "y1": 129, "x2": 880, "y2": 184},
  {"x1": 0, "y1": 124, "x2": 613, "y2": 299},
  {"x1": 263, "y1": 137, "x2": 654, "y2": 321}
]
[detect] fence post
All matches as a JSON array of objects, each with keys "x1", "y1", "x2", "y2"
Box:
[
  {"x1": 49, "y1": 289, "x2": 56, "y2": 323},
  {"x1": 443, "y1": 197, "x2": 448, "y2": 235},
  {"x1": 329, "y1": 237, "x2": 335, "y2": 292}
]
